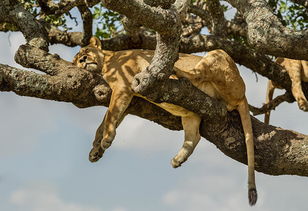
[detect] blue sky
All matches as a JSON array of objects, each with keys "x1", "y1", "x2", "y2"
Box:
[{"x1": 1, "y1": 28, "x2": 308, "y2": 211}]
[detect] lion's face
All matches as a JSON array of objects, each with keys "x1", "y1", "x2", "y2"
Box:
[{"x1": 73, "y1": 46, "x2": 104, "y2": 73}]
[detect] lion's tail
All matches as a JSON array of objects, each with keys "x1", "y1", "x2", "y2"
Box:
[{"x1": 237, "y1": 97, "x2": 257, "y2": 206}]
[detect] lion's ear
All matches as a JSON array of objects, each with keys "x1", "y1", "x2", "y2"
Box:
[{"x1": 89, "y1": 36, "x2": 102, "y2": 49}]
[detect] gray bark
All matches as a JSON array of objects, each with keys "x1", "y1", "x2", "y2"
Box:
[
  {"x1": 0, "y1": 0, "x2": 308, "y2": 178},
  {"x1": 226, "y1": 0, "x2": 308, "y2": 60}
]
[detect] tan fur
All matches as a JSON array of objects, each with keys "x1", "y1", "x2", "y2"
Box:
[
  {"x1": 73, "y1": 37, "x2": 257, "y2": 205},
  {"x1": 264, "y1": 58, "x2": 308, "y2": 124}
]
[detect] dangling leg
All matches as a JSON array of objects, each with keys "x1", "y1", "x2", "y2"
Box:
[
  {"x1": 264, "y1": 80, "x2": 275, "y2": 124},
  {"x1": 89, "y1": 112, "x2": 127, "y2": 162},
  {"x1": 171, "y1": 113, "x2": 201, "y2": 168},
  {"x1": 89, "y1": 88, "x2": 133, "y2": 162},
  {"x1": 287, "y1": 60, "x2": 308, "y2": 111}
]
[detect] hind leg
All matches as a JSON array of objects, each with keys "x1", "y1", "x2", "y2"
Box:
[
  {"x1": 171, "y1": 113, "x2": 201, "y2": 168},
  {"x1": 286, "y1": 60, "x2": 308, "y2": 111},
  {"x1": 89, "y1": 88, "x2": 133, "y2": 162},
  {"x1": 264, "y1": 80, "x2": 275, "y2": 124}
]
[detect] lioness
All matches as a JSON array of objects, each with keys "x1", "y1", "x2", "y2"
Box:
[
  {"x1": 73, "y1": 37, "x2": 257, "y2": 205},
  {"x1": 264, "y1": 58, "x2": 308, "y2": 124}
]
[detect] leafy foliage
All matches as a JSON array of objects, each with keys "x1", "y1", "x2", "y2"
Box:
[
  {"x1": 92, "y1": 3, "x2": 122, "y2": 39},
  {"x1": 268, "y1": 0, "x2": 308, "y2": 30},
  {"x1": 19, "y1": 0, "x2": 71, "y2": 30},
  {"x1": 16, "y1": 0, "x2": 307, "y2": 38}
]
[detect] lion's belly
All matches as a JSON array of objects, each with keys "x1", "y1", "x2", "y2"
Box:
[
  {"x1": 135, "y1": 94, "x2": 195, "y2": 117},
  {"x1": 157, "y1": 102, "x2": 195, "y2": 117}
]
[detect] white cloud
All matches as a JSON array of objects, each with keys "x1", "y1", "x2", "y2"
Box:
[
  {"x1": 10, "y1": 186, "x2": 102, "y2": 211},
  {"x1": 163, "y1": 173, "x2": 268, "y2": 211}
]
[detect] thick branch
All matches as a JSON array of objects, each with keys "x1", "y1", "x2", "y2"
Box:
[
  {"x1": 1, "y1": 60, "x2": 308, "y2": 176},
  {"x1": 102, "y1": 0, "x2": 182, "y2": 95},
  {"x1": 226, "y1": 0, "x2": 308, "y2": 60},
  {"x1": 102, "y1": 0, "x2": 179, "y2": 34},
  {"x1": 0, "y1": 0, "x2": 48, "y2": 49},
  {"x1": 205, "y1": 0, "x2": 227, "y2": 36},
  {"x1": 0, "y1": 63, "x2": 99, "y2": 105},
  {"x1": 202, "y1": 112, "x2": 308, "y2": 176},
  {"x1": 15, "y1": 44, "x2": 71, "y2": 76},
  {"x1": 77, "y1": 4, "x2": 93, "y2": 46},
  {"x1": 47, "y1": 27, "x2": 85, "y2": 46}
]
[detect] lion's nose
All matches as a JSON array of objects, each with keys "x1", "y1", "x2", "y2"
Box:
[{"x1": 79, "y1": 55, "x2": 87, "y2": 63}]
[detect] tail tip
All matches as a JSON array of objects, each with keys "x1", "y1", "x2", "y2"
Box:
[{"x1": 248, "y1": 188, "x2": 258, "y2": 206}]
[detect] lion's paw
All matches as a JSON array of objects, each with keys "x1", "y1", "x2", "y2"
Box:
[
  {"x1": 171, "y1": 153, "x2": 188, "y2": 168},
  {"x1": 297, "y1": 99, "x2": 308, "y2": 111},
  {"x1": 89, "y1": 147, "x2": 103, "y2": 163}
]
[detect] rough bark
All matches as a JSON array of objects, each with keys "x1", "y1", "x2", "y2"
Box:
[
  {"x1": 226, "y1": 0, "x2": 308, "y2": 60},
  {"x1": 1, "y1": 0, "x2": 308, "y2": 179},
  {"x1": 1, "y1": 58, "x2": 308, "y2": 176},
  {"x1": 101, "y1": 0, "x2": 182, "y2": 96},
  {"x1": 1, "y1": 0, "x2": 48, "y2": 49}
]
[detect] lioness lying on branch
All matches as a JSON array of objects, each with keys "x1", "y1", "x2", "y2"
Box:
[{"x1": 73, "y1": 37, "x2": 257, "y2": 205}]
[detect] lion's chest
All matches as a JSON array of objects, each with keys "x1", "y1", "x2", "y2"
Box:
[{"x1": 103, "y1": 59, "x2": 141, "y2": 89}]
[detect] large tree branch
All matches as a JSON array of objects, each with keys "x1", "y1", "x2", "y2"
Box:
[
  {"x1": 0, "y1": 0, "x2": 48, "y2": 49},
  {"x1": 1, "y1": 57, "x2": 308, "y2": 176},
  {"x1": 226, "y1": 0, "x2": 308, "y2": 60},
  {"x1": 77, "y1": 4, "x2": 93, "y2": 46}
]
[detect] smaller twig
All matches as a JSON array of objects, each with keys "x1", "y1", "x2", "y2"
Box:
[
  {"x1": 77, "y1": 4, "x2": 93, "y2": 46},
  {"x1": 249, "y1": 92, "x2": 294, "y2": 116},
  {"x1": 67, "y1": 11, "x2": 78, "y2": 26}
]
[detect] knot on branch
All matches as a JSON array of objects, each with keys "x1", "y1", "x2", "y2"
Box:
[
  {"x1": 144, "y1": 0, "x2": 176, "y2": 9},
  {"x1": 93, "y1": 84, "x2": 111, "y2": 102},
  {"x1": 131, "y1": 67, "x2": 157, "y2": 95}
]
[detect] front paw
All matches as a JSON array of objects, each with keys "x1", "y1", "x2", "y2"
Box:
[
  {"x1": 171, "y1": 153, "x2": 188, "y2": 168},
  {"x1": 89, "y1": 147, "x2": 104, "y2": 162},
  {"x1": 171, "y1": 157, "x2": 182, "y2": 168},
  {"x1": 297, "y1": 99, "x2": 308, "y2": 111}
]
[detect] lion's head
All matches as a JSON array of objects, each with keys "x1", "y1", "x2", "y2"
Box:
[{"x1": 73, "y1": 37, "x2": 104, "y2": 73}]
